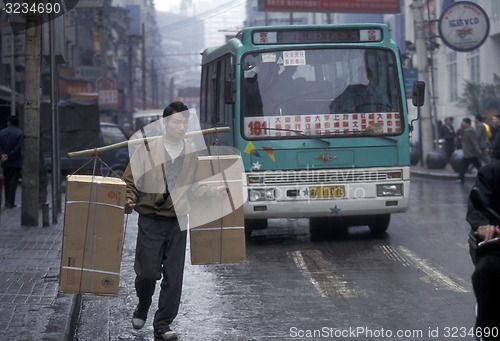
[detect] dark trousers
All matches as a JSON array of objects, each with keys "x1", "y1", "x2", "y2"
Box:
[
  {"x1": 459, "y1": 157, "x2": 482, "y2": 182},
  {"x1": 134, "y1": 214, "x2": 187, "y2": 330},
  {"x1": 472, "y1": 253, "x2": 500, "y2": 339},
  {"x1": 2, "y1": 166, "x2": 21, "y2": 206},
  {"x1": 444, "y1": 139, "x2": 455, "y2": 159}
]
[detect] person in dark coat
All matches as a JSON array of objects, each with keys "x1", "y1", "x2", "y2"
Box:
[
  {"x1": 457, "y1": 118, "x2": 482, "y2": 183},
  {"x1": 467, "y1": 159, "x2": 500, "y2": 337},
  {"x1": 440, "y1": 116, "x2": 455, "y2": 159},
  {"x1": 0, "y1": 116, "x2": 23, "y2": 208},
  {"x1": 491, "y1": 115, "x2": 500, "y2": 161}
]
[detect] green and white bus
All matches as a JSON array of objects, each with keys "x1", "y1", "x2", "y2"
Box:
[{"x1": 199, "y1": 23, "x2": 424, "y2": 238}]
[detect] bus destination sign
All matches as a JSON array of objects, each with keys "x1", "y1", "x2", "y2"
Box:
[{"x1": 252, "y1": 29, "x2": 382, "y2": 45}]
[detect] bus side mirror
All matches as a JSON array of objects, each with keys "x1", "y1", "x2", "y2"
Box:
[
  {"x1": 412, "y1": 81, "x2": 425, "y2": 107},
  {"x1": 224, "y1": 79, "x2": 235, "y2": 104}
]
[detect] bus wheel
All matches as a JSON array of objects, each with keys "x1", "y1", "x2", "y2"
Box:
[
  {"x1": 309, "y1": 218, "x2": 326, "y2": 241},
  {"x1": 244, "y1": 219, "x2": 268, "y2": 239},
  {"x1": 368, "y1": 214, "x2": 391, "y2": 235}
]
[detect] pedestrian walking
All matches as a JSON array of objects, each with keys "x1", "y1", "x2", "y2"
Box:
[
  {"x1": 440, "y1": 116, "x2": 455, "y2": 159},
  {"x1": 491, "y1": 119, "x2": 500, "y2": 161},
  {"x1": 122, "y1": 101, "x2": 225, "y2": 340},
  {"x1": 489, "y1": 115, "x2": 500, "y2": 161},
  {"x1": 0, "y1": 116, "x2": 23, "y2": 208},
  {"x1": 489, "y1": 114, "x2": 499, "y2": 143},
  {"x1": 476, "y1": 114, "x2": 491, "y2": 164},
  {"x1": 457, "y1": 117, "x2": 482, "y2": 183}
]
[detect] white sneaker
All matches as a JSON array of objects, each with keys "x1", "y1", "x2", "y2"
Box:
[
  {"x1": 131, "y1": 307, "x2": 147, "y2": 329},
  {"x1": 132, "y1": 317, "x2": 146, "y2": 329},
  {"x1": 154, "y1": 326, "x2": 178, "y2": 340}
]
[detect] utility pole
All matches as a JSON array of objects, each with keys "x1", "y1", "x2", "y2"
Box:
[
  {"x1": 151, "y1": 60, "x2": 156, "y2": 107},
  {"x1": 50, "y1": 12, "x2": 61, "y2": 223},
  {"x1": 21, "y1": 10, "x2": 41, "y2": 226},
  {"x1": 142, "y1": 23, "x2": 146, "y2": 109},
  {"x1": 128, "y1": 35, "x2": 134, "y2": 124},
  {"x1": 412, "y1": 0, "x2": 433, "y2": 167},
  {"x1": 100, "y1": 4, "x2": 108, "y2": 90},
  {"x1": 10, "y1": 31, "x2": 16, "y2": 117}
]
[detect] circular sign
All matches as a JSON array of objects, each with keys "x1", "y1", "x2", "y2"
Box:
[{"x1": 438, "y1": 1, "x2": 490, "y2": 52}]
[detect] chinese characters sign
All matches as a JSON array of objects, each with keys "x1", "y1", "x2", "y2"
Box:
[{"x1": 244, "y1": 113, "x2": 401, "y2": 137}]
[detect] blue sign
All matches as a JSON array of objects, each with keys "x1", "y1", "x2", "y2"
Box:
[
  {"x1": 438, "y1": 1, "x2": 489, "y2": 52},
  {"x1": 403, "y1": 68, "x2": 418, "y2": 97}
]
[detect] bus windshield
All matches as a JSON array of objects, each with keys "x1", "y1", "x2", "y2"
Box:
[{"x1": 241, "y1": 48, "x2": 402, "y2": 139}]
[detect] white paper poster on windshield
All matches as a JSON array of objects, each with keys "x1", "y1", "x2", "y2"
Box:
[{"x1": 244, "y1": 113, "x2": 401, "y2": 137}]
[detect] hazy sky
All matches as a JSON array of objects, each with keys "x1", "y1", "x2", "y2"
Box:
[{"x1": 154, "y1": 0, "x2": 181, "y2": 12}]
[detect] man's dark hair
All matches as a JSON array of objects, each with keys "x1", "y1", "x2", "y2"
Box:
[
  {"x1": 464, "y1": 118, "x2": 472, "y2": 125},
  {"x1": 163, "y1": 102, "x2": 189, "y2": 118},
  {"x1": 7, "y1": 116, "x2": 19, "y2": 127},
  {"x1": 475, "y1": 114, "x2": 484, "y2": 122}
]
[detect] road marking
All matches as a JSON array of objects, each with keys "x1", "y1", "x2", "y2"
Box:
[
  {"x1": 380, "y1": 245, "x2": 410, "y2": 266},
  {"x1": 289, "y1": 250, "x2": 366, "y2": 298},
  {"x1": 398, "y1": 246, "x2": 470, "y2": 293}
]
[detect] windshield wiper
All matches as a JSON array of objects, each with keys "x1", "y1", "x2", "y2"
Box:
[
  {"x1": 261, "y1": 127, "x2": 331, "y2": 146},
  {"x1": 327, "y1": 130, "x2": 397, "y2": 143}
]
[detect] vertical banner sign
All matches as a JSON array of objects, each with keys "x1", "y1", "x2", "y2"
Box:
[{"x1": 438, "y1": 1, "x2": 489, "y2": 52}]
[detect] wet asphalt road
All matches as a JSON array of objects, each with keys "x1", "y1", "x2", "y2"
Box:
[{"x1": 74, "y1": 177, "x2": 478, "y2": 340}]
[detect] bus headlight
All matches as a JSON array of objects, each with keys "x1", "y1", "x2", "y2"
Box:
[
  {"x1": 377, "y1": 184, "x2": 403, "y2": 197},
  {"x1": 249, "y1": 188, "x2": 275, "y2": 202}
]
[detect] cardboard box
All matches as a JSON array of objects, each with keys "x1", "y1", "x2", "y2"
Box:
[
  {"x1": 59, "y1": 175, "x2": 126, "y2": 296},
  {"x1": 189, "y1": 155, "x2": 246, "y2": 265}
]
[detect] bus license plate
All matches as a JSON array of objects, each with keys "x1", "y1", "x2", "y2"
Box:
[{"x1": 309, "y1": 186, "x2": 345, "y2": 199}]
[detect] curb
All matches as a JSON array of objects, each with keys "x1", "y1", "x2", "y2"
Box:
[
  {"x1": 43, "y1": 292, "x2": 80, "y2": 341},
  {"x1": 410, "y1": 168, "x2": 476, "y2": 181},
  {"x1": 68, "y1": 294, "x2": 82, "y2": 341}
]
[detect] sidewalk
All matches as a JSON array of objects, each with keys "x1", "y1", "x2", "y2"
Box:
[
  {"x1": 410, "y1": 163, "x2": 478, "y2": 181},
  {"x1": 0, "y1": 189, "x2": 77, "y2": 341},
  {"x1": 0, "y1": 164, "x2": 475, "y2": 340}
]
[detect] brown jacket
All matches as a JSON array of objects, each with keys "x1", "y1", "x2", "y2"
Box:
[
  {"x1": 122, "y1": 137, "x2": 208, "y2": 218},
  {"x1": 462, "y1": 126, "x2": 482, "y2": 159}
]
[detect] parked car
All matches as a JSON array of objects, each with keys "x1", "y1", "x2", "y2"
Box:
[{"x1": 45, "y1": 122, "x2": 130, "y2": 178}]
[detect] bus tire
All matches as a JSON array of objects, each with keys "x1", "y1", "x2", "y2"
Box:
[
  {"x1": 309, "y1": 218, "x2": 324, "y2": 241},
  {"x1": 244, "y1": 219, "x2": 268, "y2": 238},
  {"x1": 368, "y1": 214, "x2": 390, "y2": 234},
  {"x1": 244, "y1": 226, "x2": 253, "y2": 239}
]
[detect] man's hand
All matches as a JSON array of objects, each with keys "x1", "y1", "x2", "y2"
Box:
[
  {"x1": 125, "y1": 198, "x2": 135, "y2": 214},
  {"x1": 477, "y1": 225, "x2": 500, "y2": 241},
  {"x1": 215, "y1": 185, "x2": 228, "y2": 198}
]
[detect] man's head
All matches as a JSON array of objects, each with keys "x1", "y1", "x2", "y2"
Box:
[
  {"x1": 163, "y1": 102, "x2": 189, "y2": 141},
  {"x1": 7, "y1": 116, "x2": 19, "y2": 127},
  {"x1": 475, "y1": 114, "x2": 484, "y2": 123},
  {"x1": 462, "y1": 117, "x2": 472, "y2": 128},
  {"x1": 163, "y1": 102, "x2": 189, "y2": 119},
  {"x1": 445, "y1": 117, "x2": 453, "y2": 125},
  {"x1": 491, "y1": 115, "x2": 499, "y2": 127}
]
